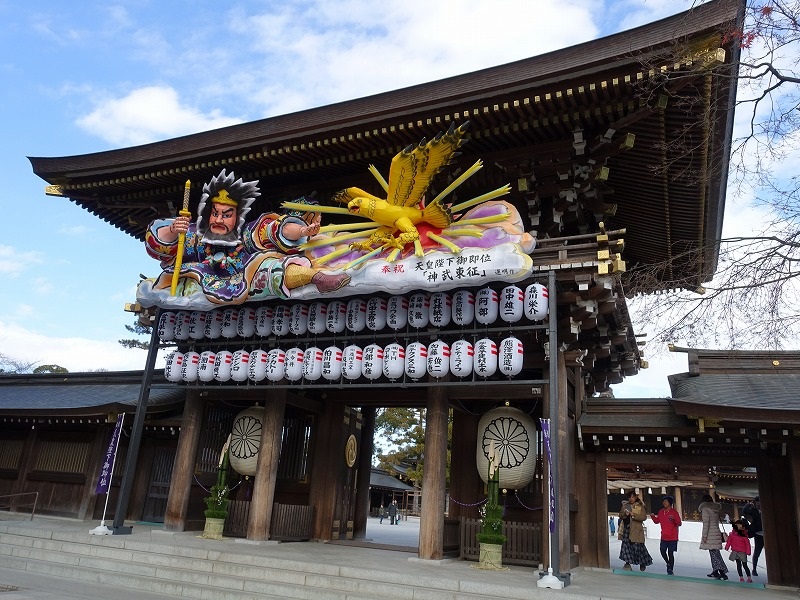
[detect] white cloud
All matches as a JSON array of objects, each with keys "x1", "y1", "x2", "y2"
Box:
[{"x1": 0, "y1": 244, "x2": 43, "y2": 276}]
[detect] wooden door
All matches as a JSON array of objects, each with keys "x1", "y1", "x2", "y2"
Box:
[
  {"x1": 331, "y1": 407, "x2": 361, "y2": 539},
  {"x1": 141, "y1": 445, "x2": 176, "y2": 523}
]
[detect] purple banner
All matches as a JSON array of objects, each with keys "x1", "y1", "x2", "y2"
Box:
[
  {"x1": 95, "y1": 413, "x2": 124, "y2": 495},
  {"x1": 540, "y1": 418, "x2": 555, "y2": 533}
]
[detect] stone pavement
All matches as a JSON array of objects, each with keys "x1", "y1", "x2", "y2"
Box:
[{"x1": 0, "y1": 513, "x2": 797, "y2": 600}]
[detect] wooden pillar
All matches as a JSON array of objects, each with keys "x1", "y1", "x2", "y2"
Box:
[
  {"x1": 353, "y1": 407, "x2": 375, "y2": 540},
  {"x1": 164, "y1": 390, "x2": 205, "y2": 531},
  {"x1": 448, "y1": 409, "x2": 482, "y2": 519},
  {"x1": 12, "y1": 428, "x2": 37, "y2": 497},
  {"x1": 247, "y1": 390, "x2": 286, "y2": 541},
  {"x1": 574, "y1": 450, "x2": 608, "y2": 568},
  {"x1": 79, "y1": 425, "x2": 110, "y2": 520},
  {"x1": 419, "y1": 385, "x2": 448, "y2": 560},
  {"x1": 674, "y1": 486, "x2": 684, "y2": 519},
  {"x1": 309, "y1": 401, "x2": 345, "y2": 540}
]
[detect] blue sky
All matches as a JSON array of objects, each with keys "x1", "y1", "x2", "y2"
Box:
[{"x1": 1, "y1": 0, "x2": 746, "y2": 394}]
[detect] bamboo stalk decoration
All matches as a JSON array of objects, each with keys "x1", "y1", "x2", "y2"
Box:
[{"x1": 170, "y1": 180, "x2": 191, "y2": 296}]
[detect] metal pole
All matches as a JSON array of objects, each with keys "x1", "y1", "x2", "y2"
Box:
[
  {"x1": 112, "y1": 309, "x2": 162, "y2": 534},
  {"x1": 547, "y1": 269, "x2": 563, "y2": 580}
]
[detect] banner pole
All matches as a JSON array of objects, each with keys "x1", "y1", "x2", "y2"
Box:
[{"x1": 90, "y1": 412, "x2": 125, "y2": 535}]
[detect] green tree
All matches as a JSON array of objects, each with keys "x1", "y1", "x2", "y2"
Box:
[
  {"x1": 0, "y1": 353, "x2": 67, "y2": 374},
  {"x1": 119, "y1": 319, "x2": 152, "y2": 350}
]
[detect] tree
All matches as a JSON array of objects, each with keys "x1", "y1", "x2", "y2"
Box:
[
  {"x1": 0, "y1": 353, "x2": 67, "y2": 374},
  {"x1": 119, "y1": 319, "x2": 152, "y2": 350}
]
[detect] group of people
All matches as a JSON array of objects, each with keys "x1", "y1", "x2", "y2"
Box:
[
  {"x1": 378, "y1": 499, "x2": 401, "y2": 525},
  {"x1": 616, "y1": 492, "x2": 764, "y2": 582}
]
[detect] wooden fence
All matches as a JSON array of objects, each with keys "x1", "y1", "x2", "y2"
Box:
[
  {"x1": 224, "y1": 500, "x2": 314, "y2": 541},
  {"x1": 459, "y1": 517, "x2": 541, "y2": 566}
]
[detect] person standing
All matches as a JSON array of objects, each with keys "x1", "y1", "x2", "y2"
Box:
[
  {"x1": 609, "y1": 516, "x2": 616, "y2": 536},
  {"x1": 379, "y1": 504, "x2": 385, "y2": 524},
  {"x1": 387, "y1": 499, "x2": 398, "y2": 525},
  {"x1": 650, "y1": 495, "x2": 682, "y2": 575},
  {"x1": 699, "y1": 493, "x2": 729, "y2": 580},
  {"x1": 725, "y1": 519, "x2": 753, "y2": 582},
  {"x1": 618, "y1": 492, "x2": 653, "y2": 571},
  {"x1": 742, "y1": 496, "x2": 764, "y2": 577}
]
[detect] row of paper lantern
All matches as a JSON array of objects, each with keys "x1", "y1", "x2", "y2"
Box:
[
  {"x1": 164, "y1": 337, "x2": 525, "y2": 384},
  {"x1": 158, "y1": 283, "x2": 548, "y2": 342}
]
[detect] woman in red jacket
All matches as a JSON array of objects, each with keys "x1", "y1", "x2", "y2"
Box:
[
  {"x1": 650, "y1": 495, "x2": 682, "y2": 575},
  {"x1": 725, "y1": 519, "x2": 753, "y2": 582}
]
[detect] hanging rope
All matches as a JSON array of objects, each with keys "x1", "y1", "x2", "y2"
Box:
[{"x1": 448, "y1": 494, "x2": 487, "y2": 508}]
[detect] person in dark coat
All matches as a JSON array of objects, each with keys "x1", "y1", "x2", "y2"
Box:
[
  {"x1": 387, "y1": 499, "x2": 398, "y2": 525},
  {"x1": 742, "y1": 496, "x2": 764, "y2": 577}
]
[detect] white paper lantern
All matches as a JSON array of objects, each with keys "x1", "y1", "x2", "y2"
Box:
[
  {"x1": 450, "y1": 340, "x2": 474, "y2": 378},
  {"x1": 322, "y1": 346, "x2": 343, "y2": 381},
  {"x1": 237, "y1": 307, "x2": 257, "y2": 337},
  {"x1": 221, "y1": 308, "x2": 240, "y2": 338},
  {"x1": 188, "y1": 311, "x2": 207, "y2": 340},
  {"x1": 346, "y1": 299, "x2": 367, "y2": 332},
  {"x1": 255, "y1": 306, "x2": 274, "y2": 336},
  {"x1": 326, "y1": 300, "x2": 347, "y2": 333},
  {"x1": 500, "y1": 285, "x2": 524, "y2": 323},
  {"x1": 387, "y1": 296, "x2": 409, "y2": 330},
  {"x1": 382, "y1": 343, "x2": 405, "y2": 380},
  {"x1": 342, "y1": 345, "x2": 363, "y2": 380},
  {"x1": 272, "y1": 305, "x2": 290, "y2": 336},
  {"x1": 408, "y1": 293, "x2": 430, "y2": 328},
  {"x1": 362, "y1": 344, "x2": 384, "y2": 380},
  {"x1": 430, "y1": 292, "x2": 452, "y2": 327},
  {"x1": 231, "y1": 350, "x2": 251, "y2": 382},
  {"x1": 158, "y1": 312, "x2": 177, "y2": 342},
  {"x1": 499, "y1": 336, "x2": 524, "y2": 377},
  {"x1": 198, "y1": 351, "x2": 217, "y2": 382},
  {"x1": 229, "y1": 406, "x2": 265, "y2": 476},
  {"x1": 174, "y1": 311, "x2": 192, "y2": 341},
  {"x1": 213, "y1": 350, "x2": 234, "y2": 381},
  {"x1": 366, "y1": 297, "x2": 388, "y2": 331},
  {"x1": 203, "y1": 309, "x2": 224, "y2": 339},
  {"x1": 524, "y1": 283, "x2": 549, "y2": 321},
  {"x1": 289, "y1": 303, "x2": 309, "y2": 335},
  {"x1": 307, "y1": 302, "x2": 328, "y2": 335},
  {"x1": 452, "y1": 290, "x2": 475, "y2": 326},
  {"x1": 475, "y1": 287, "x2": 499, "y2": 324},
  {"x1": 303, "y1": 346, "x2": 324, "y2": 381},
  {"x1": 181, "y1": 351, "x2": 200, "y2": 382},
  {"x1": 476, "y1": 406, "x2": 537, "y2": 489},
  {"x1": 405, "y1": 342, "x2": 428, "y2": 380},
  {"x1": 248, "y1": 349, "x2": 269, "y2": 382},
  {"x1": 265, "y1": 349, "x2": 286, "y2": 382},
  {"x1": 427, "y1": 340, "x2": 450, "y2": 378},
  {"x1": 164, "y1": 351, "x2": 184, "y2": 382},
  {"x1": 474, "y1": 338, "x2": 498, "y2": 377},
  {"x1": 284, "y1": 347, "x2": 305, "y2": 381}
]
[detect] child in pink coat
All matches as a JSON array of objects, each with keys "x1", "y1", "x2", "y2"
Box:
[{"x1": 725, "y1": 519, "x2": 753, "y2": 582}]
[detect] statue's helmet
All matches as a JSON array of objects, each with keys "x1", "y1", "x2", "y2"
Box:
[{"x1": 196, "y1": 169, "x2": 260, "y2": 246}]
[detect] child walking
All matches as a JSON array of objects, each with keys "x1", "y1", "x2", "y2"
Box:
[{"x1": 725, "y1": 519, "x2": 753, "y2": 582}]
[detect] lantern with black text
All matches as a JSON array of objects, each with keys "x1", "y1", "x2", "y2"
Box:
[
  {"x1": 387, "y1": 296, "x2": 409, "y2": 330},
  {"x1": 346, "y1": 298, "x2": 367, "y2": 332},
  {"x1": 499, "y1": 336, "x2": 524, "y2": 377},
  {"x1": 452, "y1": 290, "x2": 475, "y2": 326},
  {"x1": 221, "y1": 308, "x2": 239, "y2": 338},
  {"x1": 174, "y1": 311, "x2": 191, "y2": 341},
  {"x1": 158, "y1": 312, "x2": 177, "y2": 342},
  {"x1": 229, "y1": 406, "x2": 264, "y2": 476},
  {"x1": 289, "y1": 303, "x2": 309, "y2": 335},
  {"x1": 362, "y1": 344, "x2": 384, "y2": 380},
  {"x1": 188, "y1": 311, "x2": 207, "y2": 340},
  {"x1": 450, "y1": 340, "x2": 474, "y2": 378},
  {"x1": 342, "y1": 345, "x2": 363, "y2": 380},
  {"x1": 213, "y1": 350, "x2": 234, "y2": 381},
  {"x1": 248, "y1": 349, "x2": 268, "y2": 382},
  {"x1": 427, "y1": 340, "x2": 450, "y2": 378},
  {"x1": 326, "y1": 300, "x2": 347, "y2": 333},
  {"x1": 271, "y1": 305, "x2": 290, "y2": 336},
  {"x1": 475, "y1": 287, "x2": 499, "y2": 324},
  {"x1": 203, "y1": 309, "x2": 224, "y2": 339},
  {"x1": 181, "y1": 351, "x2": 200, "y2": 382},
  {"x1": 198, "y1": 351, "x2": 217, "y2": 382},
  {"x1": 408, "y1": 293, "x2": 430, "y2": 328},
  {"x1": 524, "y1": 283, "x2": 549, "y2": 321},
  {"x1": 236, "y1": 307, "x2": 257, "y2": 337},
  {"x1": 366, "y1": 297, "x2": 388, "y2": 331},
  {"x1": 429, "y1": 292, "x2": 452, "y2": 327},
  {"x1": 307, "y1": 302, "x2": 327, "y2": 335},
  {"x1": 322, "y1": 346, "x2": 343, "y2": 381},
  {"x1": 474, "y1": 338, "x2": 498, "y2": 377},
  {"x1": 405, "y1": 342, "x2": 427, "y2": 380},
  {"x1": 165, "y1": 351, "x2": 184, "y2": 382},
  {"x1": 302, "y1": 346, "x2": 324, "y2": 381},
  {"x1": 265, "y1": 349, "x2": 286, "y2": 381},
  {"x1": 500, "y1": 285, "x2": 524, "y2": 323},
  {"x1": 383, "y1": 343, "x2": 405, "y2": 380},
  {"x1": 230, "y1": 350, "x2": 250, "y2": 382},
  {"x1": 284, "y1": 348, "x2": 305, "y2": 381},
  {"x1": 255, "y1": 305, "x2": 274, "y2": 336}
]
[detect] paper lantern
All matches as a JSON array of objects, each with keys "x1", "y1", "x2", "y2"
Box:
[
  {"x1": 231, "y1": 350, "x2": 251, "y2": 382},
  {"x1": 427, "y1": 340, "x2": 450, "y2": 378},
  {"x1": 221, "y1": 308, "x2": 240, "y2": 338},
  {"x1": 387, "y1": 296, "x2": 409, "y2": 330},
  {"x1": 524, "y1": 283, "x2": 549, "y2": 321},
  {"x1": 174, "y1": 311, "x2": 192, "y2": 341},
  {"x1": 326, "y1": 300, "x2": 347, "y2": 333},
  {"x1": 248, "y1": 349, "x2": 268, "y2": 382},
  {"x1": 198, "y1": 351, "x2": 217, "y2": 382},
  {"x1": 408, "y1": 293, "x2": 430, "y2": 328},
  {"x1": 229, "y1": 406, "x2": 265, "y2": 476},
  {"x1": 499, "y1": 336, "x2": 524, "y2": 377},
  {"x1": 284, "y1": 347, "x2": 305, "y2": 381},
  {"x1": 430, "y1": 292, "x2": 452, "y2": 327},
  {"x1": 181, "y1": 351, "x2": 200, "y2": 382},
  {"x1": 500, "y1": 285, "x2": 524, "y2": 323},
  {"x1": 405, "y1": 342, "x2": 427, "y2": 380},
  {"x1": 452, "y1": 290, "x2": 475, "y2": 326},
  {"x1": 236, "y1": 307, "x2": 257, "y2": 337},
  {"x1": 255, "y1": 306, "x2": 274, "y2": 336},
  {"x1": 362, "y1": 344, "x2": 384, "y2": 380},
  {"x1": 342, "y1": 345, "x2": 363, "y2": 380},
  {"x1": 203, "y1": 309, "x2": 224, "y2": 339},
  {"x1": 289, "y1": 303, "x2": 309, "y2": 335},
  {"x1": 366, "y1": 297, "x2": 388, "y2": 331},
  {"x1": 158, "y1": 312, "x2": 177, "y2": 341},
  {"x1": 272, "y1": 305, "x2": 290, "y2": 336},
  {"x1": 346, "y1": 299, "x2": 367, "y2": 332},
  {"x1": 164, "y1": 351, "x2": 184, "y2": 382},
  {"x1": 213, "y1": 350, "x2": 234, "y2": 381},
  {"x1": 382, "y1": 343, "x2": 405, "y2": 380},
  {"x1": 307, "y1": 302, "x2": 328, "y2": 335},
  {"x1": 265, "y1": 348, "x2": 286, "y2": 382},
  {"x1": 303, "y1": 346, "x2": 324, "y2": 381},
  {"x1": 450, "y1": 340, "x2": 474, "y2": 378},
  {"x1": 475, "y1": 287, "x2": 499, "y2": 324},
  {"x1": 474, "y1": 338, "x2": 498, "y2": 377},
  {"x1": 188, "y1": 311, "x2": 207, "y2": 341},
  {"x1": 476, "y1": 406, "x2": 537, "y2": 490},
  {"x1": 322, "y1": 346, "x2": 343, "y2": 381}
]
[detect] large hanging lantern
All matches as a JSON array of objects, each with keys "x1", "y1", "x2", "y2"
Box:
[
  {"x1": 474, "y1": 338, "x2": 498, "y2": 377},
  {"x1": 164, "y1": 351, "x2": 184, "y2": 382},
  {"x1": 174, "y1": 311, "x2": 192, "y2": 341},
  {"x1": 181, "y1": 351, "x2": 200, "y2": 382},
  {"x1": 366, "y1": 297, "x2": 388, "y2": 331},
  {"x1": 188, "y1": 311, "x2": 207, "y2": 341},
  {"x1": 342, "y1": 345, "x2": 363, "y2": 380},
  {"x1": 307, "y1": 302, "x2": 328, "y2": 334},
  {"x1": 524, "y1": 283, "x2": 549, "y2": 321},
  {"x1": 362, "y1": 344, "x2": 384, "y2": 380},
  {"x1": 427, "y1": 340, "x2": 450, "y2": 378},
  {"x1": 326, "y1": 300, "x2": 347, "y2": 333},
  {"x1": 500, "y1": 285, "x2": 524, "y2": 323},
  {"x1": 476, "y1": 406, "x2": 537, "y2": 490},
  {"x1": 382, "y1": 343, "x2": 405, "y2": 380},
  {"x1": 322, "y1": 346, "x2": 343, "y2": 381},
  {"x1": 237, "y1": 307, "x2": 257, "y2": 337},
  {"x1": 230, "y1": 350, "x2": 251, "y2": 382},
  {"x1": 499, "y1": 336, "x2": 524, "y2": 377},
  {"x1": 452, "y1": 290, "x2": 475, "y2": 326},
  {"x1": 429, "y1": 292, "x2": 452, "y2": 327},
  {"x1": 405, "y1": 342, "x2": 427, "y2": 380},
  {"x1": 475, "y1": 287, "x2": 499, "y2": 324},
  {"x1": 289, "y1": 303, "x2": 309, "y2": 335},
  {"x1": 450, "y1": 340, "x2": 474, "y2": 378},
  {"x1": 198, "y1": 351, "x2": 217, "y2": 382},
  {"x1": 203, "y1": 309, "x2": 224, "y2": 339},
  {"x1": 255, "y1": 305, "x2": 274, "y2": 336},
  {"x1": 346, "y1": 299, "x2": 367, "y2": 332},
  {"x1": 303, "y1": 346, "x2": 324, "y2": 381},
  {"x1": 265, "y1": 348, "x2": 286, "y2": 381},
  {"x1": 284, "y1": 348, "x2": 305, "y2": 381},
  {"x1": 271, "y1": 305, "x2": 290, "y2": 336},
  {"x1": 213, "y1": 350, "x2": 234, "y2": 381},
  {"x1": 220, "y1": 308, "x2": 240, "y2": 338},
  {"x1": 158, "y1": 312, "x2": 177, "y2": 342},
  {"x1": 387, "y1": 296, "x2": 409, "y2": 330},
  {"x1": 229, "y1": 406, "x2": 264, "y2": 476},
  {"x1": 408, "y1": 293, "x2": 430, "y2": 328},
  {"x1": 248, "y1": 349, "x2": 269, "y2": 382}
]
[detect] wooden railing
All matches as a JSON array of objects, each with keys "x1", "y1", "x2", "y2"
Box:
[
  {"x1": 0, "y1": 492, "x2": 39, "y2": 520},
  {"x1": 224, "y1": 500, "x2": 314, "y2": 541},
  {"x1": 459, "y1": 517, "x2": 541, "y2": 566}
]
